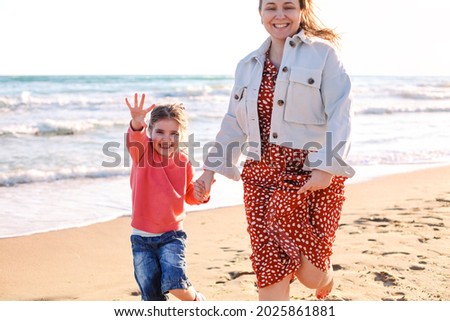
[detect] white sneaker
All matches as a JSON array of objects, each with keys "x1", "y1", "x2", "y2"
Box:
[{"x1": 194, "y1": 292, "x2": 206, "y2": 301}]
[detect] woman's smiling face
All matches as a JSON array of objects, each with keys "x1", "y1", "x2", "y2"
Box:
[{"x1": 260, "y1": 0, "x2": 302, "y2": 42}]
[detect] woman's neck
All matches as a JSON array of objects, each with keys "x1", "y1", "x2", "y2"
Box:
[{"x1": 269, "y1": 39, "x2": 285, "y2": 69}]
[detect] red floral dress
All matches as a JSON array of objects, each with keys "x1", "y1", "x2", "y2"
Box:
[{"x1": 241, "y1": 54, "x2": 346, "y2": 288}]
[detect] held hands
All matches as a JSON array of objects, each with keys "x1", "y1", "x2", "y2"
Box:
[
  {"x1": 193, "y1": 180, "x2": 208, "y2": 202},
  {"x1": 125, "y1": 93, "x2": 155, "y2": 131},
  {"x1": 194, "y1": 170, "x2": 216, "y2": 202},
  {"x1": 298, "y1": 169, "x2": 333, "y2": 194}
]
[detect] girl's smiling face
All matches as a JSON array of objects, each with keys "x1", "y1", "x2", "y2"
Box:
[
  {"x1": 260, "y1": 0, "x2": 302, "y2": 42},
  {"x1": 149, "y1": 118, "x2": 180, "y2": 158}
]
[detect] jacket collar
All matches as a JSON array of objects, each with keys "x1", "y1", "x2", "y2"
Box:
[{"x1": 242, "y1": 29, "x2": 312, "y2": 63}]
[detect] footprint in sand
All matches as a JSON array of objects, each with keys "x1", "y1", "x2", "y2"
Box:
[
  {"x1": 421, "y1": 215, "x2": 443, "y2": 221},
  {"x1": 384, "y1": 207, "x2": 406, "y2": 211},
  {"x1": 220, "y1": 246, "x2": 246, "y2": 253},
  {"x1": 35, "y1": 296, "x2": 79, "y2": 301},
  {"x1": 354, "y1": 216, "x2": 392, "y2": 225},
  {"x1": 374, "y1": 271, "x2": 398, "y2": 287},
  {"x1": 381, "y1": 291, "x2": 407, "y2": 301},
  {"x1": 381, "y1": 251, "x2": 410, "y2": 256},
  {"x1": 228, "y1": 271, "x2": 255, "y2": 280},
  {"x1": 409, "y1": 265, "x2": 426, "y2": 271},
  {"x1": 332, "y1": 264, "x2": 345, "y2": 271},
  {"x1": 215, "y1": 271, "x2": 255, "y2": 284}
]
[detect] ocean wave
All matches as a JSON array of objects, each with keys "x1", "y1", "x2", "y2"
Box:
[
  {"x1": 0, "y1": 92, "x2": 120, "y2": 110},
  {"x1": 352, "y1": 77, "x2": 450, "y2": 101},
  {"x1": 417, "y1": 81, "x2": 450, "y2": 89},
  {"x1": 348, "y1": 150, "x2": 450, "y2": 166},
  {"x1": 0, "y1": 85, "x2": 232, "y2": 111},
  {"x1": 0, "y1": 167, "x2": 130, "y2": 187},
  {"x1": 356, "y1": 106, "x2": 450, "y2": 115},
  {"x1": 153, "y1": 84, "x2": 232, "y2": 100},
  {"x1": 0, "y1": 119, "x2": 127, "y2": 137},
  {"x1": 397, "y1": 89, "x2": 450, "y2": 100}
]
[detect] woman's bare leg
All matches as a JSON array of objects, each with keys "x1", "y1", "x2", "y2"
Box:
[
  {"x1": 258, "y1": 274, "x2": 292, "y2": 301},
  {"x1": 295, "y1": 253, "x2": 334, "y2": 299}
]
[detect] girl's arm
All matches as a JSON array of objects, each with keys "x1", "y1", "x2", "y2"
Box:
[{"x1": 126, "y1": 125, "x2": 149, "y2": 165}]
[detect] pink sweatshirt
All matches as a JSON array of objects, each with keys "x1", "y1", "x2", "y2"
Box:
[{"x1": 126, "y1": 126, "x2": 203, "y2": 233}]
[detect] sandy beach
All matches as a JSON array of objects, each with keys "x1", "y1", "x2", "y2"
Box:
[{"x1": 0, "y1": 166, "x2": 449, "y2": 301}]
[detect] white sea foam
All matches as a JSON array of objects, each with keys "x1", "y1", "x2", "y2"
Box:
[
  {"x1": 0, "y1": 74, "x2": 449, "y2": 238},
  {"x1": 0, "y1": 118, "x2": 128, "y2": 137},
  {"x1": 0, "y1": 166, "x2": 130, "y2": 187}
]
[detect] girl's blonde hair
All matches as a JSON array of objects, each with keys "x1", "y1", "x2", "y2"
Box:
[
  {"x1": 147, "y1": 103, "x2": 187, "y2": 140},
  {"x1": 258, "y1": 0, "x2": 340, "y2": 46}
]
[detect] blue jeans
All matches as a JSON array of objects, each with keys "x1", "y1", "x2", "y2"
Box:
[{"x1": 130, "y1": 230, "x2": 192, "y2": 301}]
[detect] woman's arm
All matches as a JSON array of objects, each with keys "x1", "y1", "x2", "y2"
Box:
[{"x1": 304, "y1": 46, "x2": 355, "y2": 178}]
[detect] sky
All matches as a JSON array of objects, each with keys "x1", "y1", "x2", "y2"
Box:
[{"x1": 0, "y1": 0, "x2": 449, "y2": 76}]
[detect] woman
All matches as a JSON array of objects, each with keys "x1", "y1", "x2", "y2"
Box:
[{"x1": 199, "y1": 0, "x2": 355, "y2": 300}]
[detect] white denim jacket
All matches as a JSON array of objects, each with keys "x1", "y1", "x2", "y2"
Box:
[{"x1": 205, "y1": 30, "x2": 355, "y2": 180}]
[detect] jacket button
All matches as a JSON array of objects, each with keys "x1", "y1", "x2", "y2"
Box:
[
  {"x1": 234, "y1": 94, "x2": 239, "y2": 100},
  {"x1": 289, "y1": 40, "x2": 295, "y2": 47},
  {"x1": 277, "y1": 99, "x2": 284, "y2": 106},
  {"x1": 308, "y1": 78, "x2": 315, "y2": 85},
  {"x1": 282, "y1": 66, "x2": 288, "y2": 72},
  {"x1": 272, "y1": 132, "x2": 278, "y2": 139}
]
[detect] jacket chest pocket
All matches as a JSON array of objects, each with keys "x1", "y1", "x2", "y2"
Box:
[{"x1": 284, "y1": 67, "x2": 326, "y2": 125}]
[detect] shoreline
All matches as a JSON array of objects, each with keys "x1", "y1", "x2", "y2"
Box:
[
  {"x1": 0, "y1": 165, "x2": 449, "y2": 300},
  {"x1": 2, "y1": 162, "x2": 450, "y2": 240}
]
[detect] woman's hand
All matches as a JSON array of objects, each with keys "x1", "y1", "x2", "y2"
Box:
[
  {"x1": 197, "y1": 170, "x2": 215, "y2": 199},
  {"x1": 298, "y1": 169, "x2": 333, "y2": 194},
  {"x1": 125, "y1": 93, "x2": 155, "y2": 131}
]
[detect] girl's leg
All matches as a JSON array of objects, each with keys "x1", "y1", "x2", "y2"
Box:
[
  {"x1": 169, "y1": 287, "x2": 205, "y2": 301},
  {"x1": 131, "y1": 235, "x2": 167, "y2": 301},
  {"x1": 294, "y1": 252, "x2": 333, "y2": 299},
  {"x1": 258, "y1": 274, "x2": 292, "y2": 301},
  {"x1": 169, "y1": 287, "x2": 196, "y2": 301},
  {"x1": 159, "y1": 231, "x2": 205, "y2": 301}
]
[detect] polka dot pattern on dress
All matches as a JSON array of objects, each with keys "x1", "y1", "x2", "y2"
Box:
[{"x1": 241, "y1": 53, "x2": 347, "y2": 289}]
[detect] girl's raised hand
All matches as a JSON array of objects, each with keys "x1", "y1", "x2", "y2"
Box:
[{"x1": 125, "y1": 93, "x2": 155, "y2": 130}]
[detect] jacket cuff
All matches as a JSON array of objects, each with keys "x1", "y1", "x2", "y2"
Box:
[{"x1": 202, "y1": 164, "x2": 241, "y2": 181}]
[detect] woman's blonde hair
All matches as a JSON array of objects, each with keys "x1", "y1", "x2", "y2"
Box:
[
  {"x1": 147, "y1": 103, "x2": 187, "y2": 140},
  {"x1": 258, "y1": 0, "x2": 340, "y2": 46}
]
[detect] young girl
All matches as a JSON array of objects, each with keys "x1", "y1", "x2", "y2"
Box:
[{"x1": 125, "y1": 93, "x2": 207, "y2": 301}]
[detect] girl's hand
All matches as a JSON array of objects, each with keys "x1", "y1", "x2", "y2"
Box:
[
  {"x1": 125, "y1": 93, "x2": 155, "y2": 131},
  {"x1": 298, "y1": 170, "x2": 333, "y2": 194},
  {"x1": 197, "y1": 170, "x2": 215, "y2": 197},
  {"x1": 194, "y1": 180, "x2": 207, "y2": 202}
]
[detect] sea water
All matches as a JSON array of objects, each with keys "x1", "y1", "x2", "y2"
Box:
[{"x1": 0, "y1": 75, "x2": 449, "y2": 237}]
